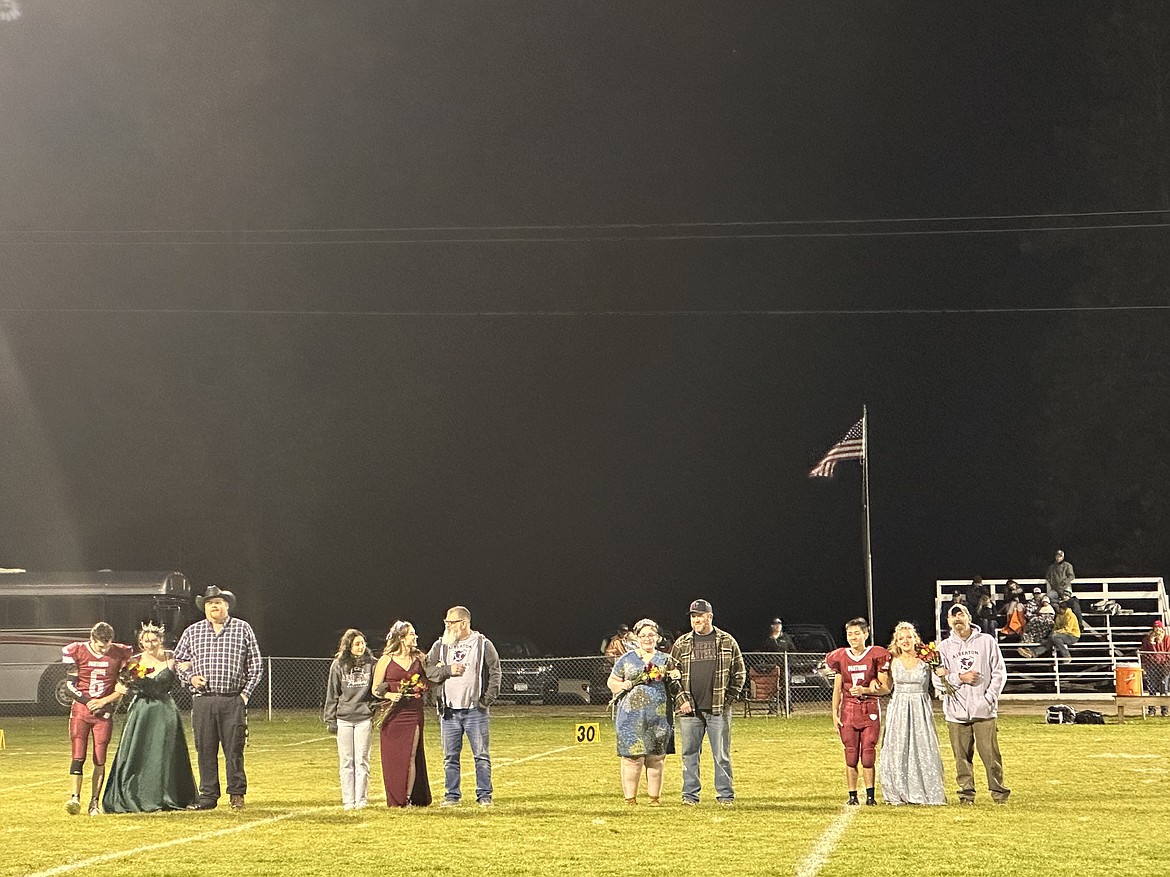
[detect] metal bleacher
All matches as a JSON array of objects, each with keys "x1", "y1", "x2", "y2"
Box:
[{"x1": 935, "y1": 577, "x2": 1169, "y2": 698}]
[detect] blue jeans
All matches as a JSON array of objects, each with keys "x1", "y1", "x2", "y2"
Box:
[
  {"x1": 440, "y1": 707, "x2": 492, "y2": 802},
  {"x1": 677, "y1": 710, "x2": 734, "y2": 802},
  {"x1": 1050, "y1": 633, "x2": 1078, "y2": 659}
]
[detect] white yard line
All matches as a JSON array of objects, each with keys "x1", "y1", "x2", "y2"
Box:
[
  {"x1": 793, "y1": 806, "x2": 857, "y2": 877},
  {"x1": 23, "y1": 807, "x2": 333, "y2": 877},
  {"x1": 2, "y1": 779, "x2": 57, "y2": 792},
  {"x1": 282, "y1": 736, "x2": 333, "y2": 747},
  {"x1": 25, "y1": 743, "x2": 575, "y2": 877},
  {"x1": 427, "y1": 744, "x2": 575, "y2": 790}
]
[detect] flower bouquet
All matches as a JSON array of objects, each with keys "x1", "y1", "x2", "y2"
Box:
[
  {"x1": 114, "y1": 660, "x2": 157, "y2": 703},
  {"x1": 608, "y1": 661, "x2": 666, "y2": 709},
  {"x1": 373, "y1": 673, "x2": 428, "y2": 730},
  {"x1": 915, "y1": 641, "x2": 958, "y2": 697}
]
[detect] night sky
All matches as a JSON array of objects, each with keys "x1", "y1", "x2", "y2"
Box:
[{"x1": 2, "y1": 2, "x2": 1167, "y2": 656}]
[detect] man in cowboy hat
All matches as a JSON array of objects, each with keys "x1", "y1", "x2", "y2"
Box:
[{"x1": 174, "y1": 585, "x2": 262, "y2": 811}]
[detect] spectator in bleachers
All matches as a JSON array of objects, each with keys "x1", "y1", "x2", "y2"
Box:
[
  {"x1": 973, "y1": 594, "x2": 997, "y2": 636},
  {"x1": 965, "y1": 577, "x2": 989, "y2": 609},
  {"x1": 998, "y1": 583, "x2": 1026, "y2": 640},
  {"x1": 940, "y1": 592, "x2": 966, "y2": 638},
  {"x1": 1020, "y1": 598, "x2": 1079, "y2": 661},
  {"x1": 1058, "y1": 587, "x2": 1090, "y2": 639},
  {"x1": 1045, "y1": 549, "x2": 1074, "y2": 601},
  {"x1": 1024, "y1": 587, "x2": 1043, "y2": 621},
  {"x1": 1049, "y1": 599, "x2": 1081, "y2": 660},
  {"x1": 1139, "y1": 621, "x2": 1170, "y2": 696},
  {"x1": 1019, "y1": 596, "x2": 1055, "y2": 654}
]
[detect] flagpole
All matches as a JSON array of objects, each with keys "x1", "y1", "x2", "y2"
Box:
[{"x1": 861, "y1": 405, "x2": 875, "y2": 633}]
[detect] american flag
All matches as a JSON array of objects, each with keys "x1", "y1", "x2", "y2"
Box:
[{"x1": 808, "y1": 419, "x2": 864, "y2": 478}]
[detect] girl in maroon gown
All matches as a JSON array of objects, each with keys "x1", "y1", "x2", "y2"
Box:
[{"x1": 372, "y1": 621, "x2": 432, "y2": 807}]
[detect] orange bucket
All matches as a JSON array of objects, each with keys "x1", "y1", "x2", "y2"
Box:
[{"x1": 1115, "y1": 665, "x2": 1143, "y2": 696}]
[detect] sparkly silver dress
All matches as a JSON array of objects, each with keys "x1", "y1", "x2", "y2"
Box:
[{"x1": 879, "y1": 659, "x2": 946, "y2": 805}]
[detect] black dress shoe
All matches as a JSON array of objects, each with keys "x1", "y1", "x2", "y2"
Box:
[{"x1": 187, "y1": 800, "x2": 217, "y2": 811}]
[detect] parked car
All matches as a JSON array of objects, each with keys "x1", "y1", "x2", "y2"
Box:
[
  {"x1": 496, "y1": 638, "x2": 594, "y2": 704},
  {"x1": 783, "y1": 623, "x2": 838, "y2": 700}
]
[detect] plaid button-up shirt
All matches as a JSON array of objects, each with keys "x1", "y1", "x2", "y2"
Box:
[
  {"x1": 174, "y1": 616, "x2": 263, "y2": 700},
  {"x1": 669, "y1": 627, "x2": 747, "y2": 716}
]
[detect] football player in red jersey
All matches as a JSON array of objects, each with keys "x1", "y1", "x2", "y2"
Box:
[
  {"x1": 61, "y1": 622, "x2": 133, "y2": 816},
  {"x1": 827, "y1": 617, "x2": 891, "y2": 806}
]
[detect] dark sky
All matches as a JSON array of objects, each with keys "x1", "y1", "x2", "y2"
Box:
[{"x1": 0, "y1": 2, "x2": 1162, "y2": 655}]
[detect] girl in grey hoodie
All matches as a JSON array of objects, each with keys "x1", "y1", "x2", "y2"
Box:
[{"x1": 323, "y1": 629, "x2": 376, "y2": 809}]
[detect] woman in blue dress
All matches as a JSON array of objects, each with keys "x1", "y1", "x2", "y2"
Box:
[
  {"x1": 879, "y1": 622, "x2": 946, "y2": 805},
  {"x1": 607, "y1": 619, "x2": 681, "y2": 805}
]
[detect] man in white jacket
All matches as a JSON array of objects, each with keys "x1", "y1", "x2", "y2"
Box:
[{"x1": 935, "y1": 604, "x2": 1010, "y2": 805}]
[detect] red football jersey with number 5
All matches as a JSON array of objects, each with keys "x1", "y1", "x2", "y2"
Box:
[{"x1": 826, "y1": 645, "x2": 891, "y2": 704}]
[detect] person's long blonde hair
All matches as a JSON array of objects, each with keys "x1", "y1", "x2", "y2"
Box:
[{"x1": 887, "y1": 621, "x2": 922, "y2": 657}]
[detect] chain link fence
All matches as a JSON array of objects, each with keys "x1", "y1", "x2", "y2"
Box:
[{"x1": 1, "y1": 652, "x2": 835, "y2": 719}]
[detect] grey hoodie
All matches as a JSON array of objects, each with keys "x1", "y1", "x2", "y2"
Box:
[
  {"x1": 935, "y1": 627, "x2": 1006, "y2": 723},
  {"x1": 323, "y1": 653, "x2": 375, "y2": 725}
]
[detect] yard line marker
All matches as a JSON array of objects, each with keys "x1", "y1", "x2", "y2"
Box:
[
  {"x1": 23, "y1": 806, "x2": 334, "y2": 877},
  {"x1": 793, "y1": 806, "x2": 857, "y2": 877}
]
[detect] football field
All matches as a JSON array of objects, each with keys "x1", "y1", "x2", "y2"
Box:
[{"x1": 0, "y1": 708, "x2": 1159, "y2": 877}]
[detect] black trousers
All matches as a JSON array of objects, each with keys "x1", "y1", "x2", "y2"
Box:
[{"x1": 191, "y1": 694, "x2": 248, "y2": 801}]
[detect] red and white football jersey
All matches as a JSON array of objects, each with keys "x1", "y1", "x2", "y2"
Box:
[
  {"x1": 826, "y1": 645, "x2": 891, "y2": 705},
  {"x1": 62, "y1": 640, "x2": 133, "y2": 701}
]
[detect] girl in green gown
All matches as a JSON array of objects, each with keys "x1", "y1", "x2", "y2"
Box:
[{"x1": 102, "y1": 623, "x2": 198, "y2": 812}]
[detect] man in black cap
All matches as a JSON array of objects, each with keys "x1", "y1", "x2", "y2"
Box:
[
  {"x1": 669, "y1": 599, "x2": 746, "y2": 806},
  {"x1": 174, "y1": 585, "x2": 263, "y2": 811},
  {"x1": 761, "y1": 618, "x2": 795, "y2": 654},
  {"x1": 759, "y1": 618, "x2": 795, "y2": 715}
]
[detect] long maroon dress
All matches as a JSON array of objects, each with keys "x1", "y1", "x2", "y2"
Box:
[{"x1": 379, "y1": 657, "x2": 431, "y2": 807}]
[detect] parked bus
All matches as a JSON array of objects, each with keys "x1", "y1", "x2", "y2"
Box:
[{"x1": 0, "y1": 571, "x2": 195, "y2": 712}]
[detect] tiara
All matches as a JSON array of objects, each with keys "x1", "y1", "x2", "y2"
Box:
[{"x1": 140, "y1": 621, "x2": 166, "y2": 635}]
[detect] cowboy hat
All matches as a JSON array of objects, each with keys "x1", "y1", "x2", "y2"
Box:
[{"x1": 195, "y1": 584, "x2": 236, "y2": 611}]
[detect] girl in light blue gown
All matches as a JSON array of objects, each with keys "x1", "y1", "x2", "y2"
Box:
[{"x1": 879, "y1": 622, "x2": 946, "y2": 805}]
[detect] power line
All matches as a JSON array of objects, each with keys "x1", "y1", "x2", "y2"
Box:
[
  {"x1": 5, "y1": 206, "x2": 1170, "y2": 235},
  {"x1": 1, "y1": 305, "x2": 1167, "y2": 318},
  {"x1": 2, "y1": 217, "x2": 1169, "y2": 247}
]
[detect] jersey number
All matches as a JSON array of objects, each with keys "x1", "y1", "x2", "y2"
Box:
[{"x1": 88, "y1": 669, "x2": 106, "y2": 698}]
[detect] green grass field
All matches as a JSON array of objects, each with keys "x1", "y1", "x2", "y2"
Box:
[{"x1": 0, "y1": 708, "x2": 1161, "y2": 877}]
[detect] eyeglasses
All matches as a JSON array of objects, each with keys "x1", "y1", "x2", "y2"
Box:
[{"x1": 443, "y1": 619, "x2": 465, "y2": 626}]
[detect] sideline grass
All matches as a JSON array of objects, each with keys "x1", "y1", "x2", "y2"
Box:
[{"x1": 1, "y1": 709, "x2": 1163, "y2": 876}]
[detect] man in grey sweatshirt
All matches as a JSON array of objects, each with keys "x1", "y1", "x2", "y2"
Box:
[
  {"x1": 935, "y1": 604, "x2": 1010, "y2": 805},
  {"x1": 427, "y1": 605, "x2": 501, "y2": 807}
]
